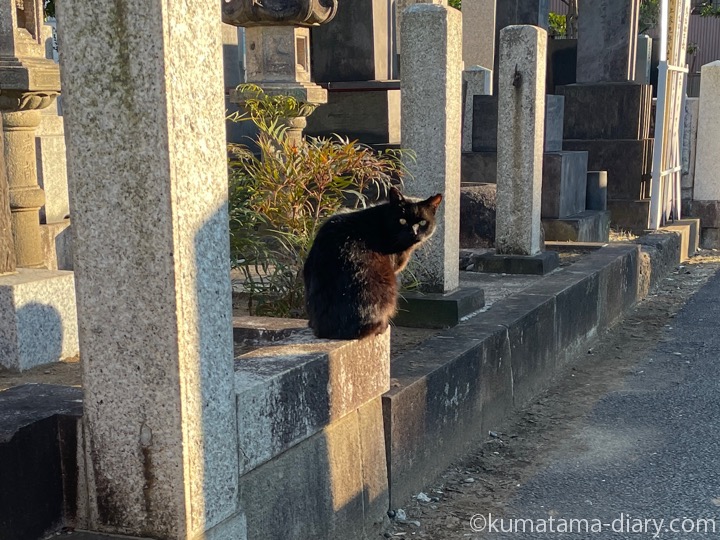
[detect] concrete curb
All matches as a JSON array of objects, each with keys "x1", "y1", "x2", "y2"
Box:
[{"x1": 383, "y1": 237, "x2": 682, "y2": 507}]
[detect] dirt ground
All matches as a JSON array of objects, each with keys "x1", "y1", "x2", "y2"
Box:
[{"x1": 386, "y1": 250, "x2": 720, "y2": 539}]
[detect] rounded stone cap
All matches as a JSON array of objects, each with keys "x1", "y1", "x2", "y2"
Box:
[{"x1": 9, "y1": 186, "x2": 46, "y2": 209}]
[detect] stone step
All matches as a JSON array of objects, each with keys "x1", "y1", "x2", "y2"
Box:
[
  {"x1": 607, "y1": 198, "x2": 652, "y2": 232},
  {"x1": 542, "y1": 210, "x2": 611, "y2": 243}
]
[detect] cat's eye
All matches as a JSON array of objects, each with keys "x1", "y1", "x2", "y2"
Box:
[
  {"x1": 419, "y1": 220, "x2": 427, "y2": 226},
  {"x1": 399, "y1": 218, "x2": 407, "y2": 225}
]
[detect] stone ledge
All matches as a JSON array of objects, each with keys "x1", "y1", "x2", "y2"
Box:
[
  {"x1": 469, "y1": 250, "x2": 560, "y2": 275},
  {"x1": 383, "y1": 243, "x2": 650, "y2": 507},
  {"x1": 234, "y1": 328, "x2": 390, "y2": 476}
]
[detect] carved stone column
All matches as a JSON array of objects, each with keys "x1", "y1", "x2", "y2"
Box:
[
  {"x1": 0, "y1": 0, "x2": 61, "y2": 268},
  {"x1": 0, "y1": 115, "x2": 15, "y2": 274}
]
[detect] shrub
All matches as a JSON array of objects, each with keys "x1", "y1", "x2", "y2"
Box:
[{"x1": 228, "y1": 85, "x2": 411, "y2": 317}]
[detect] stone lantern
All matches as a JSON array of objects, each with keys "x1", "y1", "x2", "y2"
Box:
[
  {"x1": 0, "y1": 0, "x2": 60, "y2": 268},
  {"x1": 222, "y1": 0, "x2": 338, "y2": 145}
]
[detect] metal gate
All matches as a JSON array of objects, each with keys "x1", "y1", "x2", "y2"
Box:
[{"x1": 649, "y1": 0, "x2": 692, "y2": 229}]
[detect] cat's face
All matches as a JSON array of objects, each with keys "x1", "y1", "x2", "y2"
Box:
[{"x1": 386, "y1": 187, "x2": 442, "y2": 249}]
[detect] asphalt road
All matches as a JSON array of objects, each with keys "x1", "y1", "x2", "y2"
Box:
[{"x1": 478, "y1": 268, "x2": 720, "y2": 539}]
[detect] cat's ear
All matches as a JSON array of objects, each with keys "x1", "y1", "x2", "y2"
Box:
[
  {"x1": 425, "y1": 193, "x2": 443, "y2": 212},
  {"x1": 389, "y1": 186, "x2": 404, "y2": 204}
]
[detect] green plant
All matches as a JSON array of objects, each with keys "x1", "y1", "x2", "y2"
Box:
[
  {"x1": 44, "y1": 0, "x2": 55, "y2": 18},
  {"x1": 698, "y1": 1, "x2": 720, "y2": 17},
  {"x1": 448, "y1": 0, "x2": 461, "y2": 10},
  {"x1": 639, "y1": 0, "x2": 660, "y2": 33},
  {"x1": 228, "y1": 85, "x2": 411, "y2": 318},
  {"x1": 548, "y1": 12, "x2": 567, "y2": 38}
]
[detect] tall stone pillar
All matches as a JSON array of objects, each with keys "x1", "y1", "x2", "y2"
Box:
[
  {"x1": 495, "y1": 25, "x2": 546, "y2": 256},
  {"x1": 401, "y1": 2, "x2": 461, "y2": 293},
  {"x1": 0, "y1": 0, "x2": 60, "y2": 268},
  {"x1": 57, "y1": 0, "x2": 242, "y2": 538}
]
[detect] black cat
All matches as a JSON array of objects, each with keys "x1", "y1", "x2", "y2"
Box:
[{"x1": 303, "y1": 187, "x2": 442, "y2": 339}]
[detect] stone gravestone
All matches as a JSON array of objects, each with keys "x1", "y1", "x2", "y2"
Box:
[
  {"x1": 577, "y1": 0, "x2": 640, "y2": 84},
  {"x1": 462, "y1": 66, "x2": 492, "y2": 152},
  {"x1": 57, "y1": 1, "x2": 243, "y2": 537},
  {"x1": 559, "y1": 0, "x2": 653, "y2": 232},
  {"x1": 308, "y1": 0, "x2": 400, "y2": 144},
  {"x1": 472, "y1": 25, "x2": 559, "y2": 274},
  {"x1": 396, "y1": 2, "x2": 485, "y2": 327},
  {"x1": 462, "y1": 0, "x2": 496, "y2": 72},
  {"x1": 401, "y1": 2, "x2": 461, "y2": 293},
  {"x1": 691, "y1": 61, "x2": 720, "y2": 248}
]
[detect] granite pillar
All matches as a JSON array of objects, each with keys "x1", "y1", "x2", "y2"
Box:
[
  {"x1": 462, "y1": 0, "x2": 496, "y2": 72},
  {"x1": 577, "y1": 0, "x2": 640, "y2": 84},
  {"x1": 462, "y1": 66, "x2": 492, "y2": 152},
  {"x1": 495, "y1": 25, "x2": 546, "y2": 256},
  {"x1": 57, "y1": 0, "x2": 242, "y2": 538},
  {"x1": 694, "y1": 61, "x2": 720, "y2": 202},
  {"x1": 401, "y1": 3, "x2": 461, "y2": 292}
]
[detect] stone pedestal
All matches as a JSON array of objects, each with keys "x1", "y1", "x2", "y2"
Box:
[
  {"x1": 0, "y1": 268, "x2": 78, "y2": 371},
  {"x1": 57, "y1": 0, "x2": 242, "y2": 537},
  {"x1": 576, "y1": 0, "x2": 640, "y2": 84},
  {"x1": 2, "y1": 109, "x2": 46, "y2": 268},
  {"x1": 586, "y1": 171, "x2": 608, "y2": 211},
  {"x1": 495, "y1": 25, "x2": 546, "y2": 257},
  {"x1": 635, "y1": 34, "x2": 653, "y2": 85},
  {"x1": 401, "y1": 3, "x2": 461, "y2": 293}
]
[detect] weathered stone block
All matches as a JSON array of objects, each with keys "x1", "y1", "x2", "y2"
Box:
[
  {"x1": 238, "y1": 398, "x2": 389, "y2": 540},
  {"x1": 40, "y1": 220, "x2": 73, "y2": 271},
  {"x1": 542, "y1": 210, "x2": 611, "y2": 243},
  {"x1": 694, "y1": 61, "x2": 720, "y2": 201},
  {"x1": 586, "y1": 171, "x2": 608, "y2": 211},
  {"x1": 305, "y1": 84, "x2": 400, "y2": 144},
  {"x1": 547, "y1": 38, "x2": 577, "y2": 94},
  {"x1": 564, "y1": 139, "x2": 653, "y2": 200},
  {"x1": 394, "y1": 287, "x2": 486, "y2": 328},
  {"x1": 234, "y1": 328, "x2": 390, "y2": 476},
  {"x1": 607, "y1": 199, "x2": 651, "y2": 232},
  {"x1": 690, "y1": 199, "x2": 720, "y2": 229},
  {"x1": 311, "y1": 0, "x2": 395, "y2": 82},
  {"x1": 0, "y1": 384, "x2": 82, "y2": 540},
  {"x1": 545, "y1": 94, "x2": 565, "y2": 152},
  {"x1": 0, "y1": 269, "x2": 78, "y2": 371},
  {"x1": 541, "y1": 151, "x2": 588, "y2": 219},
  {"x1": 661, "y1": 219, "x2": 700, "y2": 261},
  {"x1": 557, "y1": 83, "x2": 652, "y2": 140},
  {"x1": 461, "y1": 151, "x2": 498, "y2": 184},
  {"x1": 701, "y1": 227, "x2": 720, "y2": 249},
  {"x1": 576, "y1": 0, "x2": 640, "y2": 83},
  {"x1": 462, "y1": 66, "x2": 492, "y2": 152},
  {"x1": 36, "y1": 107, "x2": 69, "y2": 224},
  {"x1": 460, "y1": 182, "x2": 496, "y2": 248},
  {"x1": 471, "y1": 250, "x2": 560, "y2": 275}
]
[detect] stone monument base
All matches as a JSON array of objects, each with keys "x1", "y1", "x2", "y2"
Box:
[
  {"x1": 393, "y1": 287, "x2": 486, "y2": 329},
  {"x1": 0, "y1": 269, "x2": 78, "y2": 371},
  {"x1": 470, "y1": 250, "x2": 560, "y2": 275},
  {"x1": 542, "y1": 210, "x2": 611, "y2": 243}
]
